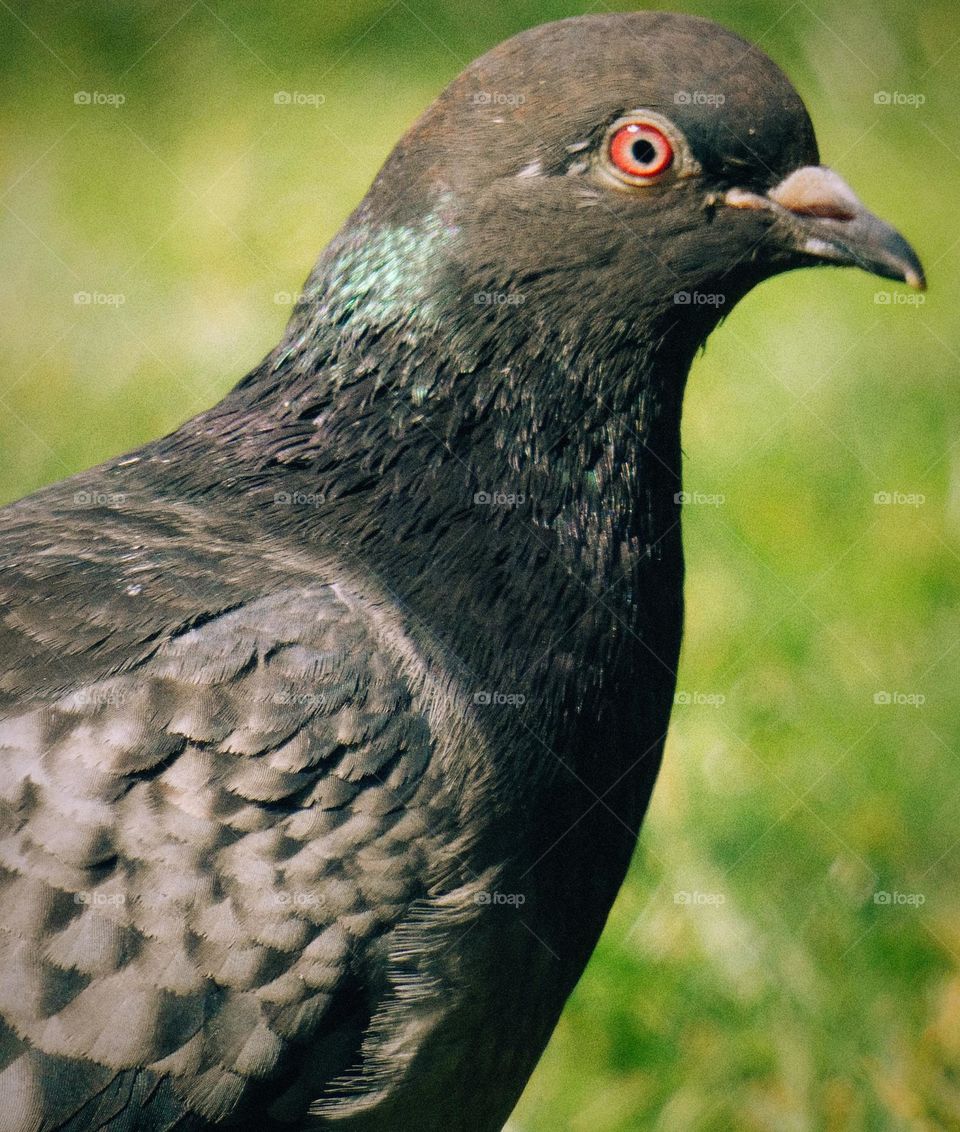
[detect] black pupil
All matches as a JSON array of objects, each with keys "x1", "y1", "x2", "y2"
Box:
[{"x1": 631, "y1": 137, "x2": 657, "y2": 166}]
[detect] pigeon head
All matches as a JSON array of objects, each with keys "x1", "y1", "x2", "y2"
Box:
[
  {"x1": 327, "y1": 10, "x2": 924, "y2": 347},
  {"x1": 223, "y1": 11, "x2": 924, "y2": 614},
  {"x1": 175, "y1": 11, "x2": 927, "y2": 741}
]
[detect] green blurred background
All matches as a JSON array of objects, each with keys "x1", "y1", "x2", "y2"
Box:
[{"x1": 1, "y1": 2, "x2": 958, "y2": 1128}]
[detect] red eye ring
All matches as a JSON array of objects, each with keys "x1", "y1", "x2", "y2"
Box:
[{"x1": 607, "y1": 121, "x2": 674, "y2": 183}]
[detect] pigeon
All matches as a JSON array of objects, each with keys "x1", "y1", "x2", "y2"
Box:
[{"x1": 0, "y1": 11, "x2": 924, "y2": 1131}]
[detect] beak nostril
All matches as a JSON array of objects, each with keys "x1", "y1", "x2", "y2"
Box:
[
  {"x1": 767, "y1": 166, "x2": 861, "y2": 221},
  {"x1": 779, "y1": 200, "x2": 858, "y2": 222}
]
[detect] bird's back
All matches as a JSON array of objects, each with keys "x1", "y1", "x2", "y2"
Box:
[{"x1": 0, "y1": 475, "x2": 543, "y2": 1130}]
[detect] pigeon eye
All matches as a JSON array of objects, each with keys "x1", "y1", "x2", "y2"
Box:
[{"x1": 606, "y1": 120, "x2": 674, "y2": 184}]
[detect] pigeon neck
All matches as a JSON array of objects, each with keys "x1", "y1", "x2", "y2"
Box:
[
  {"x1": 176, "y1": 212, "x2": 707, "y2": 713},
  {"x1": 213, "y1": 262, "x2": 696, "y2": 595}
]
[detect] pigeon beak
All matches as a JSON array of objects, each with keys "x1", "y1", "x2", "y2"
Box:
[{"x1": 726, "y1": 165, "x2": 926, "y2": 290}]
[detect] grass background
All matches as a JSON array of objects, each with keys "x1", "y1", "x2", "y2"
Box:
[{"x1": 1, "y1": 2, "x2": 958, "y2": 1128}]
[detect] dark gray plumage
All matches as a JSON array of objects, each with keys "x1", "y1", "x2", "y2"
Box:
[{"x1": 0, "y1": 11, "x2": 923, "y2": 1131}]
